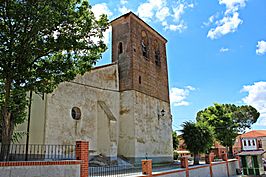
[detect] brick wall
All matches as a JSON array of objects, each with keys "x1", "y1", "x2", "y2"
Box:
[
  {"x1": 142, "y1": 160, "x2": 152, "y2": 176},
  {"x1": 111, "y1": 13, "x2": 170, "y2": 103},
  {"x1": 76, "y1": 141, "x2": 89, "y2": 177}
]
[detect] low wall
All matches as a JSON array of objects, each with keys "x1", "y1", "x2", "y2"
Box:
[
  {"x1": 228, "y1": 159, "x2": 239, "y2": 176},
  {"x1": 212, "y1": 162, "x2": 228, "y2": 177},
  {"x1": 0, "y1": 160, "x2": 81, "y2": 177},
  {"x1": 139, "y1": 159, "x2": 240, "y2": 177},
  {"x1": 189, "y1": 165, "x2": 210, "y2": 177},
  {"x1": 152, "y1": 169, "x2": 186, "y2": 177}
]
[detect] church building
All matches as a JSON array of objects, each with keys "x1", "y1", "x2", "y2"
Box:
[{"x1": 19, "y1": 12, "x2": 173, "y2": 164}]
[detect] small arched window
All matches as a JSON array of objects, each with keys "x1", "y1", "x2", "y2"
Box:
[
  {"x1": 141, "y1": 31, "x2": 148, "y2": 58},
  {"x1": 118, "y1": 42, "x2": 123, "y2": 54}
]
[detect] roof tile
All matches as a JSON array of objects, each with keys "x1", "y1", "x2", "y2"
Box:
[{"x1": 241, "y1": 130, "x2": 266, "y2": 138}]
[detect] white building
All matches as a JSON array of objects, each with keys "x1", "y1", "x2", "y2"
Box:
[{"x1": 241, "y1": 130, "x2": 266, "y2": 153}]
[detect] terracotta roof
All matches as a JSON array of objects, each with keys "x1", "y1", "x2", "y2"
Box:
[
  {"x1": 212, "y1": 135, "x2": 241, "y2": 149},
  {"x1": 214, "y1": 142, "x2": 225, "y2": 148},
  {"x1": 241, "y1": 130, "x2": 266, "y2": 138},
  {"x1": 90, "y1": 62, "x2": 117, "y2": 71}
]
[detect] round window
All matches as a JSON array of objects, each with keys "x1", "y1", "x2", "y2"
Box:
[{"x1": 71, "y1": 107, "x2": 81, "y2": 120}]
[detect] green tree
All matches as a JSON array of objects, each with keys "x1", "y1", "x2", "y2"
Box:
[
  {"x1": 180, "y1": 121, "x2": 214, "y2": 165},
  {"x1": 196, "y1": 103, "x2": 260, "y2": 157},
  {"x1": 172, "y1": 131, "x2": 179, "y2": 150},
  {"x1": 0, "y1": 0, "x2": 108, "y2": 160}
]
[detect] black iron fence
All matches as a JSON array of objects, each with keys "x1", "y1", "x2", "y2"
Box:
[
  {"x1": 89, "y1": 165, "x2": 142, "y2": 177},
  {"x1": 0, "y1": 144, "x2": 75, "y2": 161}
]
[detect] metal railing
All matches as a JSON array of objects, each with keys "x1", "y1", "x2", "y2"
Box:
[
  {"x1": 89, "y1": 165, "x2": 142, "y2": 177},
  {"x1": 0, "y1": 144, "x2": 75, "y2": 161}
]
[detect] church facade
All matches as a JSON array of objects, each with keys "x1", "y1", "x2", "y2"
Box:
[{"x1": 18, "y1": 12, "x2": 173, "y2": 164}]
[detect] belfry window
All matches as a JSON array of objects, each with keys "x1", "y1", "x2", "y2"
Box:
[
  {"x1": 142, "y1": 41, "x2": 148, "y2": 57},
  {"x1": 118, "y1": 42, "x2": 123, "y2": 54},
  {"x1": 154, "y1": 40, "x2": 161, "y2": 66},
  {"x1": 141, "y1": 31, "x2": 148, "y2": 58},
  {"x1": 155, "y1": 49, "x2": 161, "y2": 66}
]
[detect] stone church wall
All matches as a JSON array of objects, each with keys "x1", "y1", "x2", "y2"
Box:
[
  {"x1": 16, "y1": 92, "x2": 47, "y2": 145},
  {"x1": 118, "y1": 91, "x2": 136, "y2": 158},
  {"x1": 133, "y1": 91, "x2": 173, "y2": 163},
  {"x1": 119, "y1": 90, "x2": 173, "y2": 164},
  {"x1": 42, "y1": 63, "x2": 119, "y2": 158}
]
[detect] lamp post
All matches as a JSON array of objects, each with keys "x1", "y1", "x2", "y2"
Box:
[{"x1": 158, "y1": 109, "x2": 165, "y2": 120}]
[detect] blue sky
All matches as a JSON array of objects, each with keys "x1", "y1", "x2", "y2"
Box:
[{"x1": 90, "y1": 0, "x2": 266, "y2": 131}]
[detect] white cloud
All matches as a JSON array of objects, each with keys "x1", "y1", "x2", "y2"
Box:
[
  {"x1": 203, "y1": 12, "x2": 221, "y2": 27},
  {"x1": 156, "y1": 6, "x2": 170, "y2": 21},
  {"x1": 163, "y1": 21, "x2": 187, "y2": 32},
  {"x1": 241, "y1": 81, "x2": 266, "y2": 126},
  {"x1": 136, "y1": 0, "x2": 193, "y2": 32},
  {"x1": 103, "y1": 27, "x2": 112, "y2": 45},
  {"x1": 187, "y1": 3, "x2": 194, "y2": 8},
  {"x1": 118, "y1": 0, "x2": 131, "y2": 15},
  {"x1": 149, "y1": 0, "x2": 167, "y2": 8},
  {"x1": 220, "y1": 47, "x2": 229, "y2": 52},
  {"x1": 256, "y1": 40, "x2": 266, "y2": 55},
  {"x1": 209, "y1": 15, "x2": 215, "y2": 23},
  {"x1": 90, "y1": 26, "x2": 111, "y2": 45},
  {"x1": 118, "y1": 6, "x2": 131, "y2": 14},
  {"x1": 91, "y1": 3, "x2": 113, "y2": 19},
  {"x1": 137, "y1": 0, "x2": 167, "y2": 20},
  {"x1": 120, "y1": 0, "x2": 128, "y2": 5},
  {"x1": 137, "y1": 2, "x2": 154, "y2": 19},
  {"x1": 170, "y1": 86, "x2": 195, "y2": 107},
  {"x1": 162, "y1": 21, "x2": 168, "y2": 27},
  {"x1": 219, "y1": 0, "x2": 246, "y2": 14},
  {"x1": 91, "y1": 3, "x2": 112, "y2": 45},
  {"x1": 207, "y1": 0, "x2": 246, "y2": 39},
  {"x1": 186, "y1": 86, "x2": 196, "y2": 91},
  {"x1": 207, "y1": 12, "x2": 242, "y2": 39},
  {"x1": 172, "y1": 4, "x2": 185, "y2": 22}
]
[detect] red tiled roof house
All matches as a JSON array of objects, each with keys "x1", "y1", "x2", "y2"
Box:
[{"x1": 240, "y1": 130, "x2": 266, "y2": 158}]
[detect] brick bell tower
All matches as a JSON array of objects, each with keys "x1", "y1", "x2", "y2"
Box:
[
  {"x1": 111, "y1": 12, "x2": 173, "y2": 164},
  {"x1": 111, "y1": 12, "x2": 169, "y2": 102}
]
